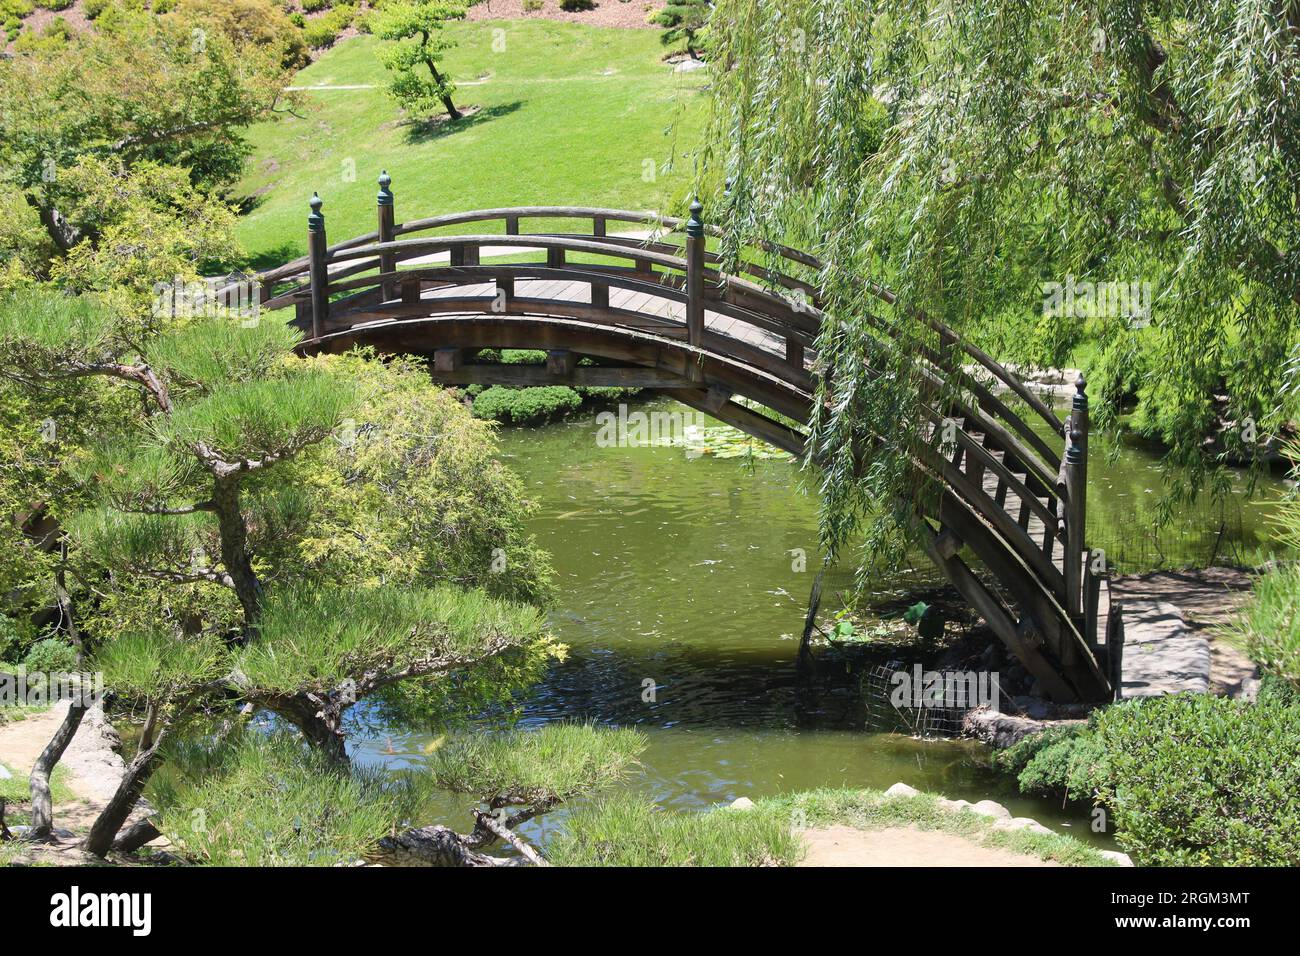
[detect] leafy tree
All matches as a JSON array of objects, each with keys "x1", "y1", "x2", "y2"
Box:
[
  {"x1": 702, "y1": 0, "x2": 1300, "y2": 559},
  {"x1": 0, "y1": 7, "x2": 297, "y2": 259},
  {"x1": 652, "y1": 0, "x2": 712, "y2": 59},
  {"x1": 374, "y1": 1, "x2": 468, "y2": 122},
  {"x1": 0, "y1": 288, "x2": 557, "y2": 854}
]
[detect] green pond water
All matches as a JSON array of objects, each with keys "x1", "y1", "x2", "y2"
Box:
[{"x1": 350, "y1": 397, "x2": 1291, "y2": 851}]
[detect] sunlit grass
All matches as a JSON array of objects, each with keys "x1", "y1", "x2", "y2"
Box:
[{"x1": 234, "y1": 21, "x2": 706, "y2": 268}]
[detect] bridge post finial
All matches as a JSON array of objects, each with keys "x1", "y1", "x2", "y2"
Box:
[
  {"x1": 377, "y1": 170, "x2": 393, "y2": 207},
  {"x1": 1073, "y1": 372, "x2": 1088, "y2": 411},
  {"x1": 308, "y1": 192, "x2": 325, "y2": 232},
  {"x1": 686, "y1": 197, "x2": 705, "y2": 239}
]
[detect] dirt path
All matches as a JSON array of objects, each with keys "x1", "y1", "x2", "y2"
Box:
[
  {"x1": 0, "y1": 701, "x2": 125, "y2": 835},
  {"x1": 798, "y1": 825, "x2": 1060, "y2": 867}
]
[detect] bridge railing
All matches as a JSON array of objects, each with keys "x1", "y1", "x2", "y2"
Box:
[{"x1": 261, "y1": 180, "x2": 1061, "y2": 439}]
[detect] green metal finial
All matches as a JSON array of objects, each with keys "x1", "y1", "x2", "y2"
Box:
[
  {"x1": 1073, "y1": 372, "x2": 1088, "y2": 410},
  {"x1": 686, "y1": 198, "x2": 704, "y2": 239},
  {"x1": 1066, "y1": 427, "x2": 1084, "y2": 464},
  {"x1": 308, "y1": 192, "x2": 325, "y2": 232},
  {"x1": 377, "y1": 170, "x2": 393, "y2": 207}
]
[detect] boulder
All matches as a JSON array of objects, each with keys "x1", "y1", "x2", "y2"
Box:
[
  {"x1": 884, "y1": 782, "x2": 920, "y2": 798},
  {"x1": 729, "y1": 796, "x2": 755, "y2": 811},
  {"x1": 969, "y1": 799, "x2": 1011, "y2": 820},
  {"x1": 1099, "y1": 850, "x2": 1134, "y2": 867},
  {"x1": 995, "y1": 816, "x2": 1055, "y2": 836}
]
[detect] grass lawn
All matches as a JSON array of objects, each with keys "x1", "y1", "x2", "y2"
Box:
[{"x1": 234, "y1": 20, "x2": 707, "y2": 269}]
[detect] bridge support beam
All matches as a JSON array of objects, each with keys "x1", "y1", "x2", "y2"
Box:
[{"x1": 1063, "y1": 375, "x2": 1089, "y2": 621}]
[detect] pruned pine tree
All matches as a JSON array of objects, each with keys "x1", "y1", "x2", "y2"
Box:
[
  {"x1": 0, "y1": 288, "x2": 552, "y2": 855},
  {"x1": 652, "y1": 0, "x2": 712, "y2": 59},
  {"x1": 374, "y1": 2, "x2": 469, "y2": 122}
]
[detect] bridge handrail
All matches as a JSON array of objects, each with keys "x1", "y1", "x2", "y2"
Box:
[{"x1": 255, "y1": 202, "x2": 1061, "y2": 433}]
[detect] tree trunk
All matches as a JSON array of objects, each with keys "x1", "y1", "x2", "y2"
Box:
[
  {"x1": 212, "y1": 477, "x2": 262, "y2": 630},
  {"x1": 28, "y1": 700, "x2": 88, "y2": 840},
  {"x1": 269, "y1": 694, "x2": 348, "y2": 764},
  {"x1": 425, "y1": 60, "x2": 461, "y2": 120},
  {"x1": 112, "y1": 817, "x2": 162, "y2": 854},
  {"x1": 83, "y1": 727, "x2": 168, "y2": 858},
  {"x1": 24, "y1": 194, "x2": 81, "y2": 254}
]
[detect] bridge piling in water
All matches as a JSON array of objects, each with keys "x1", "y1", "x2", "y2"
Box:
[{"x1": 1063, "y1": 376, "x2": 1089, "y2": 620}]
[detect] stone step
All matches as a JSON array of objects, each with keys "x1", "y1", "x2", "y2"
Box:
[{"x1": 1117, "y1": 599, "x2": 1211, "y2": 697}]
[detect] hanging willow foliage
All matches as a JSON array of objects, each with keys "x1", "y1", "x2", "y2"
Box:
[{"x1": 700, "y1": 0, "x2": 1300, "y2": 566}]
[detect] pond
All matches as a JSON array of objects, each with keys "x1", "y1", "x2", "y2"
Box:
[{"x1": 350, "y1": 396, "x2": 1291, "y2": 851}]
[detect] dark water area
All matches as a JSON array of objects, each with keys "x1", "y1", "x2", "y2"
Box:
[{"x1": 350, "y1": 397, "x2": 1291, "y2": 850}]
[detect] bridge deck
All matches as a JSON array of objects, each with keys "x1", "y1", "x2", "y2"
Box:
[{"x1": 415, "y1": 277, "x2": 796, "y2": 365}]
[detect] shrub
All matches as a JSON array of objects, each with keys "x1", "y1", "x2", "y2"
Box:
[
  {"x1": 472, "y1": 385, "x2": 583, "y2": 425},
  {"x1": 522, "y1": 0, "x2": 542, "y2": 10},
  {"x1": 0, "y1": 612, "x2": 21, "y2": 664},
  {"x1": 1230, "y1": 469, "x2": 1300, "y2": 692},
  {"x1": 301, "y1": 0, "x2": 330, "y2": 11},
  {"x1": 1090, "y1": 694, "x2": 1300, "y2": 865},
  {"x1": 83, "y1": 0, "x2": 111, "y2": 18},
  {"x1": 559, "y1": 0, "x2": 594, "y2": 10},
  {"x1": 22, "y1": 637, "x2": 78, "y2": 675},
  {"x1": 302, "y1": 20, "x2": 339, "y2": 50}
]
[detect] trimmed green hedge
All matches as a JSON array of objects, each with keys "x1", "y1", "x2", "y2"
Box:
[
  {"x1": 1002, "y1": 694, "x2": 1300, "y2": 865},
  {"x1": 472, "y1": 385, "x2": 584, "y2": 425}
]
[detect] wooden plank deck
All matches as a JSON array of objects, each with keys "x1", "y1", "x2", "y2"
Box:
[{"x1": 420, "y1": 278, "x2": 795, "y2": 366}]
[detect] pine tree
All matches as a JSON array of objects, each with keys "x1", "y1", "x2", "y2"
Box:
[
  {"x1": 652, "y1": 0, "x2": 712, "y2": 59},
  {"x1": 373, "y1": 2, "x2": 468, "y2": 122},
  {"x1": 0, "y1": 287, "x2": 561, "y2": 856}
]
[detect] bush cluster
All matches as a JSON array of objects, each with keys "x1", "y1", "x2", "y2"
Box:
[{"x1": 1002, "y1": 694, "x2": 1300, "y2": 865}]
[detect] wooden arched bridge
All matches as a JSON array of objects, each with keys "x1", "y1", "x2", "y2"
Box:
[{"x1": 246, "y1": 173, "x2": 1123, "y2": 704}]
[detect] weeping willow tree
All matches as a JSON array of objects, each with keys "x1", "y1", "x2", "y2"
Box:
[{"x1": 701, "y1": 0, "x2": 1300, "y2": 563}]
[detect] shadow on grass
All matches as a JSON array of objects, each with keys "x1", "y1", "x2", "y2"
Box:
[
  {"x1": 238, "y1": 242, "x2": 301, "y2": 274},
  {"x1": 400, "y1": 100, "x2": 524, "y2": 144}
]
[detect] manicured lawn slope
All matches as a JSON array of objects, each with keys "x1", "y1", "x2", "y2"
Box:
[{"x1": 235, "y1": 21, "x2": 706, "y2": 267}]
